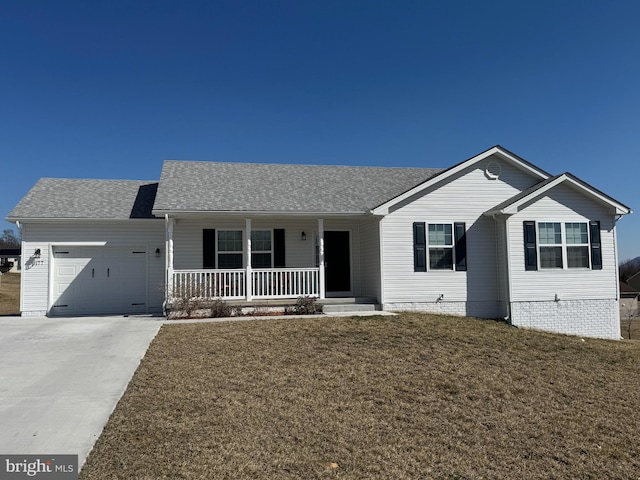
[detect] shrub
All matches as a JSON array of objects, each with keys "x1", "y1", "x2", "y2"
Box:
[
  {"x1": 168, "y1": 282, "x2": 233, "y2": 319},
  {"x1": 208, "y1": 298, "x2": 232, "y2": 318},
  {"x1": 289, "y1": 295, "x2": 323, "y2": 315}
]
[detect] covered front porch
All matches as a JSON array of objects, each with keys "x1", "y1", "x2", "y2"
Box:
[{"x1": 165, "y1": 215, "x2": 381, "y2": 303}]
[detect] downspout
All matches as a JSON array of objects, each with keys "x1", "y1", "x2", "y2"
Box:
[
  {"x1": 378, "y1": 217, "x2": 385, "y2": 309},
  {"x1": 493, "y1": 213, "x2": 512, "y2": 323},
  {"x1": 492, "y1": 215, "x2": 501, "y2": 310},
  {"x1": 613, "y1": 214, "x2": 622, "y2": 328}
]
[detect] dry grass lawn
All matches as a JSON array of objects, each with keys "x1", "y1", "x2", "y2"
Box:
[
  {"x1": 0, "y1": 273, "x2": 20, "y2": 315},
  {"x1": 621, "y1": 318, "x2": 640, "y2": 340},
  {"x1": 81, "y1": 313, "x2": 640, "y2": 479}
]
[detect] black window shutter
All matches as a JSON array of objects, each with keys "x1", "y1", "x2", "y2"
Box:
[
  {"x1": 454, "y1": 222, "x2": 467, "y2": 271},
  {"x1": 203, "y1": 229, "x2": 216, "y2": 268},
  {"x1": 413, "y1": 222, "x2": 426, "y2": 272},
  {"x1": 589, "y1": 221, "x2": 602, "y2": 270},
  {"x1": 523, "y1": 221, "x2": 537, "y2": 271},
  {"x1": 274, "y1": 229, "x2": 286, "y2": 268}
]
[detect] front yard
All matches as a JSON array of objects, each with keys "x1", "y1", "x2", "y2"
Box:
[
  {"x1": 80, "y1": 313, "x2": 640, "y2": 479},
  {"x1": 0, "y1": 273, "x2": 20, "y2": 315}
]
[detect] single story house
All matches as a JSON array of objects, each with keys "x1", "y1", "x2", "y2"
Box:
[{"x1": 7, "y1": 146, "x2": 632, "y2": 339}]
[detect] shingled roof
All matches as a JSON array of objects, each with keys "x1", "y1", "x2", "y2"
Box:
[
  {"x1": 153, "y1": 161, "x2": 443, "y2": 214},
  {"x1": 7, "y1": 179, "x2": 159, "y2": 220}
]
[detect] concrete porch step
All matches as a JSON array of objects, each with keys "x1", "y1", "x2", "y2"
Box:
[
  {"x1": 322, "y1": 303, "x2": 380, "y2": 313},
  {"x1": 321, "y1": 297, "x2": 377, "y2": 304}
]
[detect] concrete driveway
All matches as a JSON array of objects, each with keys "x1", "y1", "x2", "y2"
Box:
[{"x1": 0, "y1": 315, "x2": 162, "y2": 467}]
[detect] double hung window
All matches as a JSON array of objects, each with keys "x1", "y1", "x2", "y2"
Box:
[
  {"x1": 217, "y1": 230, "x2": 243, "y2": 269},
  {"x1": 251, "y1": 230, "x2": 272, "y2": 268},
  {"x1": 538, "y1": 222, "x2": 563, "y2": 268},
  {"x1": 203, "y1": 228, "x2": 286, "y2": 269},
  {"x1": 428, "y1": 224, "x2": 454, "y2": 270},
  {"x1": 413, "y1": 222, "x2": 466, "y2": 272},
  {"x1": 524, "y1": 221, "x2": 601, "y2": 270}
]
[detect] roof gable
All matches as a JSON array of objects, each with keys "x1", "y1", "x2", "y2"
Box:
[
  {"x1": 371, "y1": 145, "x2": 550, "y2": 215},
  {"x1": 153, "y1": 161, "x2": 443, "y2": 215},
  {"x1": 484, "y1": 172, "x2": 632, "y2": 216}
]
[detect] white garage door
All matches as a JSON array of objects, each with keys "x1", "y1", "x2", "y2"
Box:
[{"x1": 51, "y1": 246, "x2": 148, "y2": 316}]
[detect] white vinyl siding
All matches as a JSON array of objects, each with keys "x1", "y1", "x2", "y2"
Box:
[
  {"x1": 508, "y1": 183, "x2": 617, "y2": 302},
  {"x1": 359, "y1": 216, "x2": 381, "y2": 300},
  {"x1": 381, "y1": 156, "x2": 539, "y2": 317},
  {"x1": 20, "y1": 220, "x2": 165, "y2": 315}
]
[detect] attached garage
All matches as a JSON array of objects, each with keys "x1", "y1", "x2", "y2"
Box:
[{"x1": 51, "y1": 246, "x2": 149, "y2": 316}]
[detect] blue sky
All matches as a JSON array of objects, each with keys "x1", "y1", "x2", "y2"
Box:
[{"x1": 2, "y1": 1, "x2": 638, "y2": 259}]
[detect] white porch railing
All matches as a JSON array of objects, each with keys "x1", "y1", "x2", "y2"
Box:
[
  {"x1": 252, "y1": 268, "x2": 319, "y2": 299},
  {"x1": 172, "y1": 269, "x2": 246, "y2": 299},
  {"x1": 171, "y1": 268, "x2": 319, "y2": 300}
]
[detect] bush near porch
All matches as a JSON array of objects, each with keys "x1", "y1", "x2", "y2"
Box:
[
  {"x1": 167, "y1": 293, "x2": 322, "y2": 319},
  {"x1": 81, "y1": 313, "x2": 640, "y2": 479}
]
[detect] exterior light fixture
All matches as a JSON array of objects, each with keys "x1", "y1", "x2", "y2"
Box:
[
  {"x1": 34, "y1": 248, "x2": 41, "y2": 258},
  {"x1": 155, "y1": 248, "x2": 161, "y2": 258},
  {"x1": 301, "y1": 231, "x2": 307, "y2": 241}
]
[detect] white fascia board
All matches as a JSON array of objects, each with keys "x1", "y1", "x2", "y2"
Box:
[
  {"x1": 50, "y1": 241, "x2": 108, "y2": 246},
  {"x1": 562, "y1": 177, "x2": 631, "y2": 215},
  {"x1": 499, "y1": 175, "x2": 568, "y2": 215},
  {"x1": 155, "y1": 210, "x2": 368, "y2": 217},
  {"x1": 371, "y1": 146, "x2": 549, "y2": 215},
  {"x1": 491, "y1": 174, "x2": 632, "y2": 216}
]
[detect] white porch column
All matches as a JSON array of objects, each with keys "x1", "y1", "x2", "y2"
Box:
[
  {"x1": 318, "y1": 218, "x2": 325, "y2": 299},
  {"x1": 246, "y1": 218, "x2": 252, "y2": 301},
  {"x1": 166, "y1": 215, "x2": 175, "y2": 300}
]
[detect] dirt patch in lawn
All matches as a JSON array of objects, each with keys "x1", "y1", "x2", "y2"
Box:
[
  {"x1": 0, "y1": 273, "x2": 20, "y2": 315},
  {"x1": 81, "y1": 313, "x2": 640, "y2": 479}
]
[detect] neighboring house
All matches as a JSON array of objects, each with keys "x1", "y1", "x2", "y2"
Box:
[
  {"x1": 6, "y1": 146, "x2": 632, "y2": 339},
  {"x1": 627, "y1": 270, "x2": 640, "y2": 292},
  {"x1": 0, "y1": 248, "x2": 21, "y2": 273}
]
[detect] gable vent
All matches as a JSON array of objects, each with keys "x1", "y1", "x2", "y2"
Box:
[{"x1": 485, "y1": 161, "x2": 501, "y2": 180}]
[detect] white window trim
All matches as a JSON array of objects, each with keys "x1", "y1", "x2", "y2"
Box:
[
  {"x1": 217, "y1": 230, "x2": 244, "y2": 269},
  {"x1": 427, "y1": 223, "x2": 455, "y2": 272},
  {"x1": 565, "y1": 222, "x2": 590, "y2": 269}
]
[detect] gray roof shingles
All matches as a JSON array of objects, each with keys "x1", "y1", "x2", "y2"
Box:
[
  {"x1": 153, "y1": 161, "x2": 444, "y2": 214},
  {"x1": 8, "y1": 178, "x2": 159, "y2": 220}
]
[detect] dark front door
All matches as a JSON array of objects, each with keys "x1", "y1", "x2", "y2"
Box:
[{"x1": 324, "y1": 230, "x2": 351, "y2": 293}]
